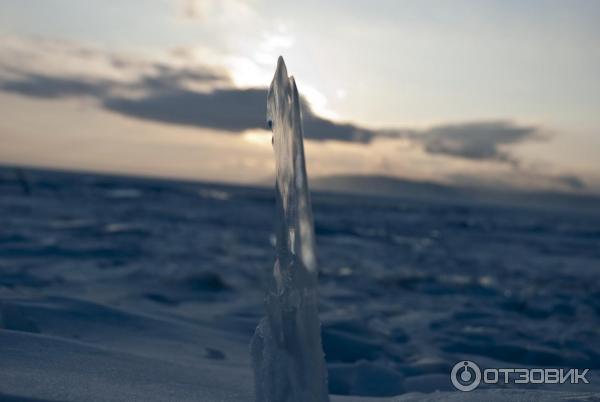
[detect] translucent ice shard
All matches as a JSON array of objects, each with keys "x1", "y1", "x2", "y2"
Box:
[{"x1": 250, "y1": 56, "x2": 330, "y2": 402}]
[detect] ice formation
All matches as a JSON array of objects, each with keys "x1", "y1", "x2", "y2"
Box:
[{"x1": 250, "y1": 57, "x2": 330, "y2": 402}]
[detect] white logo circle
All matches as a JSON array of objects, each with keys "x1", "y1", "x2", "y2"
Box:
[{"x1": 451, "y1": 360, "x2": 481, "y2": 392}]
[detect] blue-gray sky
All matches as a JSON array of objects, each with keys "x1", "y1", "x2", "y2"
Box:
[{"x1": 0, "y1": 0, "x2": 599, "y2": 191}]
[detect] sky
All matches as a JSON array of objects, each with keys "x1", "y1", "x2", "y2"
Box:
[{"x1": 0, "y1": 0, "x2": 599, "y2": 192}]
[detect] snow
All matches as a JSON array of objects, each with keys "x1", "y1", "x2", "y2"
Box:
[
  {"x1": 0, "y1": 297, "x2": 254, "y2": 402},
  {"x1": 0, "y1": 297, "x2": 595, "y2": 402},
  {"x1": 1, "y1": 166, "x2": 598, "y2": 402}
]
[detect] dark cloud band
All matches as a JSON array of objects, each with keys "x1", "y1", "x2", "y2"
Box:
[
  {"x1": 0, "y1": 66, "x2": 540, "y2": 161},
  {"x1": 0, "y1": 70, "x2": 379, "y2": 143},
  {"x1": 415, "y1": 121, "x2": 540, "y2": 165}
]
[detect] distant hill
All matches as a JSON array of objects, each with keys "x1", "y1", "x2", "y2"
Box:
[
  {"x1": 2, "y1": 164, "x2": 597, "y2": 214},
  {"x1": 311, "y1": 174, "x2": 600, "y2": 213}
]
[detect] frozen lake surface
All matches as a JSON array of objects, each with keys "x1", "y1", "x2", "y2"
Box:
[{"x1": 0, "y1": 167, "x2": 599, "y2": 401}]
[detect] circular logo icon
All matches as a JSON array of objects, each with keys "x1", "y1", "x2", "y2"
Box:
[{"x1": 451, "y1": 360, "x2": 481, "y2": 392}]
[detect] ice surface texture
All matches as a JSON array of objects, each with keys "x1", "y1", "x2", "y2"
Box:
[{"x1": 250, "y1": 57, "x2": 330, "y2": 402}]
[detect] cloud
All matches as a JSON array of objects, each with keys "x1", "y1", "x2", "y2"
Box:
[
  {"x1": 1, "y1": 37, "x2": 589, "y2": 193},
  {"x1": 179, "y1": 0, "x2": 257, "y2": 23},
  {"x1": 414, "y1": 121, "x2": 541, "y2": 165},
  {"x1": 0, "y1": 73, "x2": 109, "y2": 99},
  {"x1": 0, "y1": 63, "x2": 376, "y2": 142},
  {"x1": 3, "y1": 68, "x2": 537, "y2": 151},
  {"x1": 555, "y1": 175, "x2": 586, "y2": 190},
  {"x1": 134, "y1": 64, "x2": 229, "y2": 91},
  {"x1": 0, "y1": 37, "x2": 543, "y2": 156},
  {"x1": 103, "y1": 84, "x2": 375, "y2": 142},
  {"x1": 105, "y1": 87, "x2": 266, "y2": 131}
]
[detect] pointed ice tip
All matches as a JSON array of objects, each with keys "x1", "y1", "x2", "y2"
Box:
[
  {"x1": 275, "y1": 56, "x2": 288, "y2": 81},
  {"x1": 277, "y1": 55, "x2": 286, "y2": 68}
]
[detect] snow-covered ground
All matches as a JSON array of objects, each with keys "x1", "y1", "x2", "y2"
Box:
[{"x1": 0, "y1": 167, "x2": 599, "y2": 401}]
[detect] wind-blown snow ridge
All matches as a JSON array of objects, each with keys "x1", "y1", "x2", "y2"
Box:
[{"x1": 250, "y1": 56, "x2": 330, "y2": 402}]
